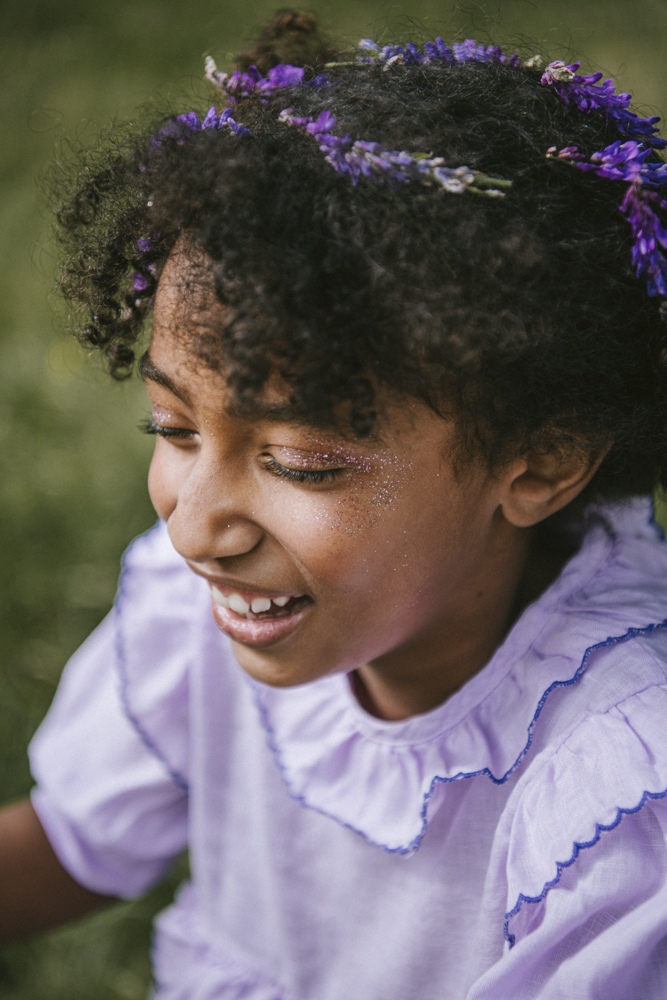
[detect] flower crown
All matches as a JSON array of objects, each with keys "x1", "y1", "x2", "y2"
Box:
[{"x1": 136, "y1": 39, "x2": 667, "y2": 305}]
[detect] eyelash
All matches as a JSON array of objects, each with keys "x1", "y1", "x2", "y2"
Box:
[
  {"x1": 141, "y1": 420, "x2": 344, "y2": 483},
  {"x1": 261, "y1": 456, "x2": 344, "y2": 484},
  {"x1": 141, "y1": 417, "x2": 194, "y2": 439}
]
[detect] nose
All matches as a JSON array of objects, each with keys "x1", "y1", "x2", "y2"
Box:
[{"x1": 166, "y1": 447, "x2": 265, "y2": 565}]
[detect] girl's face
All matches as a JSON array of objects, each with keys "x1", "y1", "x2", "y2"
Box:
[{"x1": 145, "y1": 254, "x2": 528, "y2": 707}]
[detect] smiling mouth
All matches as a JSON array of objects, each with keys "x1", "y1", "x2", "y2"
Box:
[
  {"x1": 208, "y1": 584, "x2": 314, "y2": 649},
  {"x1": 211, "y1": 585, "x2": 313, "y2": 620}
]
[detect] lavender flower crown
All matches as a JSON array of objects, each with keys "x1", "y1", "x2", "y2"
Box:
[{"x1": 135, "y1": 39, "x2": 667, "y2": 304}]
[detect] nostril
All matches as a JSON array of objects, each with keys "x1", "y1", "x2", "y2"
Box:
[{"x1": 167, "y1": 511, "x2": 265, "y2": 564}]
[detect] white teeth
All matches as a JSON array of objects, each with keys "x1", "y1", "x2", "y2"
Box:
[
  {"x1": 228, "y1": 593, "x2": 251, "y2": 615},
  {"x1": 212, "y1": 588, "x2": 299, "y2": 616},
  {"x1": 211, "y1": 587, "x2": 230, "y2": 608},
  {"x1": 251, "y1": 597, "x2": 272, "y2": 614}
]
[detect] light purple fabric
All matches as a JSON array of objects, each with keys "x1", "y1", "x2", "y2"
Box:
[{"x1": 29, "y1": 499, "x2": 667, "y2": 998}]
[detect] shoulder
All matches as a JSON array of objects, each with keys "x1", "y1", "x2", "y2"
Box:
[
  {"x1": 503, "y1": 629, "x2": 667, "y2": 948},
  {"x1": 484, "y1": 501, "x2": 667, "y2": 947}
]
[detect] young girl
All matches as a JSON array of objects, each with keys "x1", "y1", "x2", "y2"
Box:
[{"x1": 4, "y1": 11, "x2": 667, "y2": 998}]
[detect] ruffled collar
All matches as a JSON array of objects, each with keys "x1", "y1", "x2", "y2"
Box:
[{"x1": 250, "y1": 500, "x2": 667, "y2": 852}]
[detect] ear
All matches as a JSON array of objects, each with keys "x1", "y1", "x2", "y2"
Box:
[{"x1": 500, "y1": 440, "x2": 611, "y2": 528}]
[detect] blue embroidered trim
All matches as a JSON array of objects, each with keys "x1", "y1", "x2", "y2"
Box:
[
  {"x1": 251, "y1": 685, "x2": 413, "y2": 855},
  {"x1": 503, "y1": 781, "x2": 667, "y2": 948},
  {"x1": 113, "y1": 522, "x2": 190, "y2": 794},
  {"x1": 253, "y1": 619, "x2": 667, "y2": 856},
  {"x1": 496, "y1": 506, "x2": 667, "y2": 943}
]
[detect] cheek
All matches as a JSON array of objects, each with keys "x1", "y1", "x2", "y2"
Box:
[
  {"x1": 147, "y1": 443, "x2": 182, "y2": 521},
  {"x1": 265, "y1": 475, "x2": 436, "y2": 596}
]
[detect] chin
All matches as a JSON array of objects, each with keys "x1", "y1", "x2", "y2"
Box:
[{"x1": 230, "y1": 641, "x2": 331, "y2": 689}]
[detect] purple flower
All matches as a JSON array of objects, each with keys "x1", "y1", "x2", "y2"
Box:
[
  {"x1": 308, "y1": 73, "x2": 331, "y2": 89},
  {"x1": 306, "y1": 110, "x2": 337, "y2": 135},
  {"x1": 132, "y1": 272, "x2": 150, "y2": 292},
  {"x1": 424, "y1": 38, "x2": 453, "y2": 63},
  {"x1": 358, "y1": 39, "x2": 381, "y2": 56},
  {"x1": 550, "y1": 139, "x2": 667, "y2": 299},
  {"x1": 201, "y1": 106, "x2": 219, "y2": 129},
  {"x1": 279, "y1": 107, "x2": 510, "y2": 196},
  {"x1": 546, "y1": 145, "x2": 585, "y2": 162},
  {"x1": 176, "y1": 111, "x2": 202, "y2": 130},
  {"x1": 218, "y1": 108, "x2": 249, "y2": 135},
  {"x1": 453, "y1": 39, "x2": 486, "y2": 62},
  {"x1": 205, "y1": 55, "x2": 320, "y2": 102},
  {"x1": 356, "y1": 36, "x2": 518, "y2": 70},
  {"x1": 258, "y1": 64, "x2": 305, "y2": 92},
  {"x1": 555, "y1": 139, "x2": 667, "y2": 188},
  {"x1": 623, "y1": 185, "x2": 667, "y2": 296},
  {"x1": 171, "y1": 107, "x2": 249, "y2": 136},
  {"x1": 541, "y1": 61, "x2": 666, "y2": 148}
]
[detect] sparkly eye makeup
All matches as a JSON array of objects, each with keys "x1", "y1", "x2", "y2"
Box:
[
  {"x1": 140, "y1": 401, "x2": 199, "y2": 441},
  {"x1": 260, "y1": 456, "x2": 344, "y2": 485},
  {"x1": 141, "y1": 417, "x2": 195, "y2": 440},
  {"x1": 259, "y1": 446, "x2": 350, "y2": 485},
  {"x1": 271, "y1": 445, "x2": 372, "y2": 472}
]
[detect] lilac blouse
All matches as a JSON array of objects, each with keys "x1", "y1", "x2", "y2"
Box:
[{"x1": 29, "y1": 499, "x2": 667, "y2": 999}]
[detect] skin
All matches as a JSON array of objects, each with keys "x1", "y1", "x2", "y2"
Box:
[
  {"x1": 146, "y1": 250, "x2": 606, "y2": 720},
  {"x1": 0, "y1": 247, "x2": 606, "y2": 938},
  {"x1": 0, "y1": 800, "x2": 112, "y2": 941}
]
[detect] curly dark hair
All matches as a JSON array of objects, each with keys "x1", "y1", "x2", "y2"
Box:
[{"x1": 54, "y1": 10, "x2": 667, "y2": 502}]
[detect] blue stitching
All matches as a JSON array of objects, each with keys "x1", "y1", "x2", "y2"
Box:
[
  {"x1": 253, "y1": 620, "x2": 667, "y2": 856},
  {"x1": 113, "y1": 523, "x2": 190, "y2": 794},
  {"x1": 503, "y1": 783, "x2": 667, "y2": 948}
]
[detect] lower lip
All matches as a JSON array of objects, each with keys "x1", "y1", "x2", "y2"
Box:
[{"x1": 210, "y1": 599, "x2": 313, "y2": 648}]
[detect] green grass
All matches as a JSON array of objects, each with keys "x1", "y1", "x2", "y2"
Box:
[{"x1": 1, "y1": 0, "x2": 667, "y2": 995}]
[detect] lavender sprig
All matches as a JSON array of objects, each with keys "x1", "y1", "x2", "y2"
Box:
[
  {"x1": 150, "y1": 106, "x2": 249, "y2": 146},
  {"x1": 548, "y1": 140, "x2": 667, "y2": 297},
  {"x1": 623, "y1": 185, "x2": 667, "y2": 297},
  {"x1": 354, "y1": 37, "x2": 521, "y2": 69},
  {"x1": 178, "y1": 106, "x2": 249, "y2": 135},
  {"x1": 541, "y1": 61, "x2": 666, "y2": 149},
  {"x1": 279, "y1": 109, "x2": 511, "y2": 196},
  {"x1": 204, "y1": 56, "x2": 327, "y2": 103}
]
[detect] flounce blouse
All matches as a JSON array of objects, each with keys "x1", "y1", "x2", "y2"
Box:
[{"x1": 29, "y1": 499, "x2": 667, "y2": 999}]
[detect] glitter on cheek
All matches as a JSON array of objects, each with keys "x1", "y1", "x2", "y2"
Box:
[{"x1": 299, "y1": 437, "x2": 414, "y2": 536}]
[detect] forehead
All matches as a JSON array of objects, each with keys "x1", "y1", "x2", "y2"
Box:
[
  {"x1": 149, "y1": 247, "x2": 353, "y2": 433},
  {"x1": 153, "y1": 242, "x2": 219, "y2": 329},
  {"x1": 143, "y1": 328, "x2": 447, "y2": 461},
  {"x1": 149, "y1": 243, "x2": 451, "y2": 450}
]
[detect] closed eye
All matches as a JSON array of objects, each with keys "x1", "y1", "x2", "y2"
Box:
[
  {"x1": 141, "y1": 417, "x2": 195, "y2": 440},
  {"x1": 261, "y1": 456, "x2": 344, "y2": 484}
]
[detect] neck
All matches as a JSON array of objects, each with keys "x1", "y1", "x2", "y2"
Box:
[{"x1": 354, "y1": 518, "x2": 567, "y2": 721}]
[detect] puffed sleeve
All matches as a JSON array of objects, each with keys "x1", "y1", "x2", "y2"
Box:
[
  {"x1": 470, "y1": 653, "x2": 667, "y2": 1000},
  {"x1": 470, "y1": 799, "x2": 667, "y2": 998},
  {"x1": 29, "y1": 523, "x2": 194, "y2": 899}
]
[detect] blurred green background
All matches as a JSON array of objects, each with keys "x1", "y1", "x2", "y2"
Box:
[{"x1": 1, "y1": 0, "x2": 667, "y2": 996}]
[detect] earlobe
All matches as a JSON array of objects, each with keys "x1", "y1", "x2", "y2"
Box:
[{"x1": 501, "y1": 443, "x2": 610, "y2": 528}]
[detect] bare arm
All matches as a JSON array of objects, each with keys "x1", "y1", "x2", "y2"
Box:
[{"x1": 0, "y1": 799, "x2": 114, "y2": 942}]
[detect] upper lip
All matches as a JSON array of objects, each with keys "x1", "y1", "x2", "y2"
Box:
[{"x1": 186, "y1": 561, "x2": 306, "y2": 599}]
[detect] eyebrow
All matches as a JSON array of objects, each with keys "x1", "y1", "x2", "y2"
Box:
[
  {"x1": 139, "y1": 351, "x2": 383, "y2": 445},
  {"x1": 140, "y1": 352, "x2": 192, "y2": 406},
  {"x1": 231, "y1": 401, "x2": 383, "y2": 445}
]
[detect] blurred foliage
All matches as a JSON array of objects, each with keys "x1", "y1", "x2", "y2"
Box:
[{"x1": 0, "y1": 0, "x2": 666, "y2": 996}]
